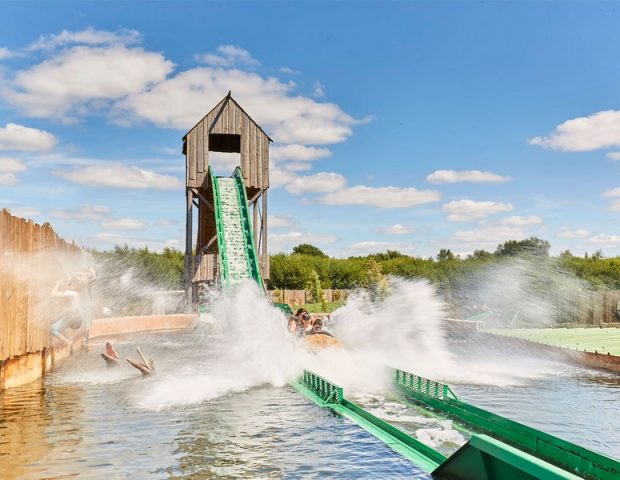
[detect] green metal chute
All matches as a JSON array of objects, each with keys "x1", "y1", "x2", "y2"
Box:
[
  {"x1": 209, "y1": 166, "x2": 265, "y2": 294},
  {"x1": 293, "y1": 368, "x2": 620, "y2": 480},
  {"x1": 393, "y1": 368, "x2": 620, "y2": 480}
]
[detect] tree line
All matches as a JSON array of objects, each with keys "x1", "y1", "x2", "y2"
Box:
[{"x1": 91, "y1": 238, "x2": 620, "y2": 293}]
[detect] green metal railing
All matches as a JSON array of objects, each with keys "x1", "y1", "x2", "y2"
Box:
[
  {"x1": 394, "y1": 369, "x2": 457, "y2": 401},
  {"x1": 300, "y1": 370, "x2": 343, "y2": 404},
  {"x1": 233, "y1": 167, "x2": 265, "y2": 293},
  {"x1": 293, "y1": 369, "x2": 445, "y2": 472},
  {"x1": 394, "y1": 368, "x2": 620, "y2": 480},
  {"x1": 293, "y1": 369, "x2": 598, "y2": 479}
]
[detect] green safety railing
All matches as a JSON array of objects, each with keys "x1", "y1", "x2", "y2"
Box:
[
  {"x1": 394, "y1": 368, "x2": 620, "y2": 480},
  {"x1": 293, "y1": 369, "x2": 597, "y2": 479},
  {"x1": 293, "y1": 369, "x2": 446, "y2": 472},
  {"x1": 300, "y1": 370, "x2": 343, "y2": 404},
  {"x1": 394, "y1": 369, "x2": 457, "y2": 401},
  {"x1": 233, "y1": 167, "x2": 265, "y2": 293},
  {"x1": 209, "y1": 167, "x2": 230, "y2": 288}
]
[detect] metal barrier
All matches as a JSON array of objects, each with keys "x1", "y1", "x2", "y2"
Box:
[
  {"x1": 301, "y1": 370, "x2": 343, "y2": 404},
  {"x1": 394, "y1": 369, "x2": 457, "y2": 401}
]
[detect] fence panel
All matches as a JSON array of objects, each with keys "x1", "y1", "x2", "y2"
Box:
[{"x1": 0, "y1": 210, "x2": 80, "y2": 361}]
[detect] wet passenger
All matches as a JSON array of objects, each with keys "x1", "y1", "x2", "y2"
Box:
[{"x1": 295, "y1": 308, "x2": 312, "y2": 335}]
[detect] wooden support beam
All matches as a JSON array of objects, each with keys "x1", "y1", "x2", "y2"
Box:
[
  {"x1": 262, "y1": 190, "x2": 268, "y2": 279},
  {"x1": 205, "y1": 234, "x2": 217, "y2": 251},
  {"x1": 185, "y1": 189, "x2": 194, "y2": 313},
  {"x1": 253, "y1": 195, "x2": 259, "y2": 251},
  {"x1": 191, "y1": 188, "x2": 214, "y2": 212},
  {"x1": 248, "y1": 191, "x2": 261, "y2": 206}
]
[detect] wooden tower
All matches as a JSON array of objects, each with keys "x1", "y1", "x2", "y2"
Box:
[{"x1": 182, "y1": 92, "x2": 271, "y2": 310}]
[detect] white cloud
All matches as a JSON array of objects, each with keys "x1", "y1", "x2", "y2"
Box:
[
  {"x1": 269, "y1": 231, "x2": 337, "y2": 252},
  {"x1": 115, "y1": 67, "x2": 359, "y2": 145},
  {"x1": 500, "y1": 215, "x2": 542, "y2": 227},
  {"x1": 449, "y1": 225, "x2": 527, "y2": 252},
  {"x1": 558, "y1": 229, "x2": 590, "y2": 238},
  {"x1": 609, "y1": 200, "x2": 620, "y2": 212},
  {"x1": 380, "y1": 224, "x2": 414, "y2": 235},
  {"x1": 156, "y1": 218, "x2": 178, "y2": 227},
  {"x1": 530, "y1": 110, "x2": 620, "y2": 151},
  {"x1": 602, "y1": 187, "x2": 620, "y2": 198},
  {"x1": 8, "y1": 206, "x2": 40, "y2": 218},
  {"x1": 313, "y1": 81, "x2": 326, "y2": 98},
  {"x1": 89, "y1": 232, "x2": 176, "y2": 252},
  {"x1": 269, "y1": 214, "x2": 293, "y2": 228},
  {"x1": 582, "y1": 234, "x2": 620, "y2": 248},
  {"x1": 5, "y1": 45, "x2": 174, "y2": 119},
  {"x1": 0, "y1": 47, "x2": 18, "y2": 59},
  {"x1": 0, "y1": 123, "x2": 57, "y2": 151},
  {"x1": 426, "y1": 169, "x2": 510, "y2": 184},
  {"x1": 442, "y1": 199, "x2": 513, "y2": 222},
  {"x1": 0, "y1": 156, "x2": 26, "y2": 172},
  {"x1": 50, "y1": 204, "x2": 111, "y2": 222},
  {"x1": 285, "y1": 172, "x2": 346, "y2": 195},
  {"x1": 349, "y1": 241, "x2": 415, "y2": 255},
  {"x1": 270, "y1": 167, "x2": 298, "y2": 188},
  {"x1": 271, "y1": 144, "x2": 331, "y2": 162},
  {"x1": 195, "y1": 45, "x2": 259, "y2": 67},
  {"x1": 209, "y1": 151, "x2": 242, "y2": 172},
  {"x1": 280, "y1": 66, "x2": 300, "y2": 75},
  {"x1": 54, "y1": 163, "x2": 182, "y2": 189},
  {"x1": 101, "y1": 218, "x2": 146, "y2": 230},
  {"x1": 286, "y1": 162, "x2": 313, "y2": 172},
  {"x1": 28, "y1": 27, "x2": 142, "y2": 51},
  {"x1": 606, "y1": 152, "x2": 620, "y2": 161},
  {"x1": 0, "y1": 173, "x2": 17, "y2": 185},
  {"x1": 319, "y1": 185, "x2": 441, "y2": 208}
]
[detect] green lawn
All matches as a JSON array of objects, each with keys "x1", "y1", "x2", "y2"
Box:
[
  {"x1": 299, "y1": 302, "x2": 344, "y2": 314},
  {"x1": 484, "y1": 327, "x2": 620, "y2": 355}
]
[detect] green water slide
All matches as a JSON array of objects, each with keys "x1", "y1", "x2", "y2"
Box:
[
  {"x1": 209, "y1": 166, "x2": 264, "y2": 293},
  {"x1": 293, "y1": 369, "x2": 620, "y2": 480}
]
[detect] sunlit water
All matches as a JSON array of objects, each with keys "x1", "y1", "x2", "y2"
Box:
[
  {"x1": 2, "y1": 278, "x2": 620, "y2": 478},
  {"x1": 0, "y1": 332, "x2": 426, "y2": 480}
]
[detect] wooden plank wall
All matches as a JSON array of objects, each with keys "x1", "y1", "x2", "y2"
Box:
[
  {"x1": 552, "y1": 289, "x2": 620, "y2": 325},
  {"x1": 268, "y1": 289, "x2": 351, "y2": 306},
  {"x1": 185, "y1": 96, "x2": 270, "y2": 190},
  {"x1": 0, "y1": 210, "x2": 80, "y2": 362}
]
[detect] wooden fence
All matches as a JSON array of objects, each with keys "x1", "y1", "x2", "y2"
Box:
[
  {"x1": 0, "y1": 210, "x2": 81, "y2": 362},
  {"x1": 268, "y1": 289, "x2": 350, "y2": 306},
  {"x1": 553, "y1": 289, "x2": 620, "y2": 325}
]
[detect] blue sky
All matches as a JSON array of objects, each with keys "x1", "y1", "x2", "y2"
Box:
[{"x1": 2, "y1": 1, "x2": 620, "y2": 257}]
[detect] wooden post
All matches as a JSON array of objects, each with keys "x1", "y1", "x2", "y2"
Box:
[
  {"x1": 185, "y1": 188, "x2": 194, "y2": 313},
  {"x1": 261, "y1": 190, "x2": 268, "y2": 279},
  {"x1": 253, "y1": 195, "x2": 259, "y2": 251}
]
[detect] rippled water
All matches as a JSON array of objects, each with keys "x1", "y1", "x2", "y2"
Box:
[
  {"x1": 0, "y1": 332, "x2": 426, "y2": 480},
  {"x1": 1, "y1": 330, "x2": 619, "y2": 479}
]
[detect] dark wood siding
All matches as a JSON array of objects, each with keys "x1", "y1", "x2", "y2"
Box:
[{"x1": 184, "y1": 95, "x2": 270, "y2": 190}]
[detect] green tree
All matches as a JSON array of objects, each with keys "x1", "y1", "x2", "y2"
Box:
[
  {"x1": 305, "y1": 269, "x2": 325, "y2": 307},
  {"x1": 495, "y1": 237, "x2": 550, "y2": 257},
  {"x1": 437, "y1": 248, "x2": 455, "y2": 261},
  {"x1": 363, "y1": 258, "x2": 389, "y2": 299},
  {"x1": 292, "y1": 243, "x2": 327, "y2": 257}
]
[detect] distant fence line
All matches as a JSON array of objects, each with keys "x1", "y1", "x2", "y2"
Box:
[
  {"x1": 268, "y1": 289, "x2": 351, "y2": 306},
  {"x1": 270, "y1": 287, "x2": 620, "y2": 325},
  {"x1": 552, "y1": 289, "x2": 620, "y2": 325},
  {"x1": 0, "y1": 210, "x2": 81, "y2": 362}
]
